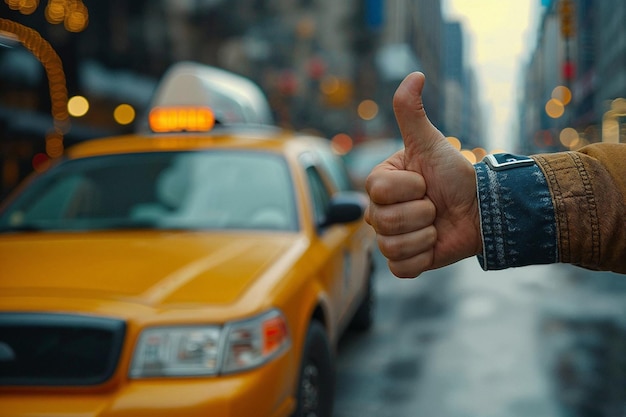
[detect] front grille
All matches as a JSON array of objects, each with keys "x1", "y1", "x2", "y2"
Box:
[{"x1": 0, "y1": 312, "x2": 126, "y2": 386}]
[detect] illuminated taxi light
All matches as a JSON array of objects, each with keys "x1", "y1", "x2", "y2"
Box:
[{"x1": 149, "y1": 106, "x2": 216, "y2": 133}]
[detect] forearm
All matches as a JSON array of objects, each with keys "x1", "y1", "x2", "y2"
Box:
[
  {"x1": 533, "y1": 143, "x2": 626, "y2": 274},
  {"x1": 474, "y1": 144, "x2": 626, "y2": 274}
]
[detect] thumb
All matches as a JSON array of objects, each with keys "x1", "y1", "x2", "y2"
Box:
[{"x1": 393, "y1": 72, "x2": 448, "y2": 173}]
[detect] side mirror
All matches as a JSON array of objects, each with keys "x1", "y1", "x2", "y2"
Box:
[{"x1": 320, "y1": 191, "x2": 367, "y2": 227}]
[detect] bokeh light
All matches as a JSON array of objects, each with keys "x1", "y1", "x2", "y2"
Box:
[
  {"x1": 114, "y1": 104, "x2": 136, "y2": 125},
  {"x1": 320, "y1": 75, "x2": 339, "y2": 95},
  {"x1": 32, "y1": 152, "x2": 50, "y2": 172},
  {"x1": 472, "y1": 147, "x2": 487, "y2": 162},
  {"x1": 320, "y1": 76, "x2": 352, "y2": 107},
  {"x1": 64, "y1": 2, "x2": 88, "y2": 33},
  {"x1": 5, "y1": 0, "x2": 19, "y2": 10},
  {"x1": 67, "y1": 95, "x2": 89, "y2": 117},
  {"x1": 7, "y1": 0, "x2": 90, "y2": 31},
  {"x1": 559, "y1": 127, "x2": 580, "y2": 149},
  {"x1": 357, "y1": 99, "x2": 378, "y2": 121},
  {"x1": 552, "y1": 86, "x2": 572, "y2": 106},
  {"x1": 330, "y1": 133, "x2": 353, "y2": 155},
  {"x1": 545, "y1": 98, "x2": 565, "y2": 118},
  {"x1": 296, "y1": 16, "x2": 316, "y2": 39},
  {"x1": 45, "y1": 131, "x2": 64, "y2": 158},
  {"x1": 12, "y1": 0, "x2": 39, "y2": 15},
  {"x1": 446, "y1": 136, "x2": 462, "y2": 151},
  {"x1": 42, "y1": 0, "x2": 89, "y2": 32},
  {"x1": 45, "y1": 0, "x2": 64, "y2": 23},
  {"x1": 460, "y1": 150, "x2": 476, "y2": 163}
]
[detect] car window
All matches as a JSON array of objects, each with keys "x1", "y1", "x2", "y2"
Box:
[
  {"x1": 304, "y1": 165, "x2": 331, "y2": 227},
  {"x1": 0, "y1": 151, "x2": 298, "y2": 232},
  {"x1": 312, "y1": 142, "x2": 354, "y2": 192}
]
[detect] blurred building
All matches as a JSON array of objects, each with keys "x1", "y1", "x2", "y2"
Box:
[
  {"x1": 376, "y1": 0, "x2": 444, "y2": 137},
  {"x1": 443, "y1": 20, "x2": 484, "y2": 151},
  {"x1": 517, "y1": 0, "x2": 626, "y2": 154},
  {"x1": 0, "y1": 0, "x2": 379, "y2": 198},
  {"x1": 0, "y1": 0, "x2": 488, "y2": 199}
]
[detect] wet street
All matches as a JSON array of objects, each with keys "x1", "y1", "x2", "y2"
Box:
[{"x1": 334, "y1": 250, "x2": 626, "y2": 417}]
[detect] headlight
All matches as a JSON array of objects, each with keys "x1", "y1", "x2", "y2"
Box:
[{"x1": 129, "y1": 309, "x2": 290, "y2": 378}]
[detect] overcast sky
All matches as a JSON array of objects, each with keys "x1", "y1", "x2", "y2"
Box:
[{"x1": 443, "y1": 0, "x2": 541, "y2": 151}]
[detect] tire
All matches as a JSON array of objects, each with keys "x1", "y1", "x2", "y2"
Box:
[
  {"x1": 348, "y1": 259, "x2": 375, "y2": 331},
  {"x1": 292, "y1": 321, "x2": 334, "y2": 417}
]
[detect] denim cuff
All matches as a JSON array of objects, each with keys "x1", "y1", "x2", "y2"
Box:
[{"x1": 474, "y1": 156, "x2": 558, "y2": 270}]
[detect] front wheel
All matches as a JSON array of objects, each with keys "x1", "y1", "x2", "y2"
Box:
[{"x1": 292, "y1": 321, "x2": 334, "y2": 417}]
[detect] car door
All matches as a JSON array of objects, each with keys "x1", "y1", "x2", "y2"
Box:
[
  {"x1": 301, "y1": 151, "x2": 368, "y2": 333},
  {"x1": 310, "y1": 143, "x2": 372, "y2": 322}
]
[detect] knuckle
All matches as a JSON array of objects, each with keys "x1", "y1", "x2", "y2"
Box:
[
  {"x1": 377, "y1": 235, "x2": 407, "y2": 260},
  {"x1": 366, "y1": 176, "x2": 393, "y2": 204}
]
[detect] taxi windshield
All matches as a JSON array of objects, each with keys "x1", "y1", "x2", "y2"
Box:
[{"x1": 0, "y1": 151, "x2": 298, "y2": 233}]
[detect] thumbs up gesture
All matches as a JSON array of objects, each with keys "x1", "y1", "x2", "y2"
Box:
[{"x1": 365, "y1": 72, "x2": 482, "y2": 278}]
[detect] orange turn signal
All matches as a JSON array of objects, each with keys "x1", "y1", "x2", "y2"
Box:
[{"x1": 262, "y1": 315, "x2": 289, "y2": 356}]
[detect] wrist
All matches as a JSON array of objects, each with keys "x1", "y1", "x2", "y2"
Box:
[{"x1": 472, "y1": 196, "x2": 483, "y2": 257}]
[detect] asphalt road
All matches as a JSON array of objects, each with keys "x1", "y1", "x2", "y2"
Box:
[{"x1": 333, "y1": 250, "x2": 626, "y2": 417}]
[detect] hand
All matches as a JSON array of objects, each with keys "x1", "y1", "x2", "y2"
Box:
[{"x1": 364, "y1": 72, "x2": 482, "y2": 278}]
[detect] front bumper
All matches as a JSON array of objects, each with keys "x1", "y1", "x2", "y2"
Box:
[{"x1": 0, "y1": 352, "x2": 296, "y2": 417}]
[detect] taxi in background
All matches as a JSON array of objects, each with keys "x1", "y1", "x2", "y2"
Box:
[{"x1": 0, "y1": 62, "x2": 376, "y2": 417}]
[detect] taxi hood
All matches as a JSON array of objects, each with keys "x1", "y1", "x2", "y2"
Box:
[{"x1": 0, "y1": 231, "x2": 305, "y2": 308}]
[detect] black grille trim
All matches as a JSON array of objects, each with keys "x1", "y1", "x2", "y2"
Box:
[{"x1": 0, "y1": 312, "x2": 126, "y2": 386}]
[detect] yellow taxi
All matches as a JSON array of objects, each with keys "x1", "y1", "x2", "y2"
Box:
[{"x1": 0, "y1": 62, "x2": 376, "y2": 417}]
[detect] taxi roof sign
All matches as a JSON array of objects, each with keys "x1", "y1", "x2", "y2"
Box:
[
  {"x1": 149, "y1": 106, "x2": 215, "y2": 133},
  {"x1": 147, "y1": 61, "x2": 274, "y2": 130}
]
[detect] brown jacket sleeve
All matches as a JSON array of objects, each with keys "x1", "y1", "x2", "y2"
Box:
[{"x1": 532, "y1": 143, "x2": 626, "y2": 274}]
